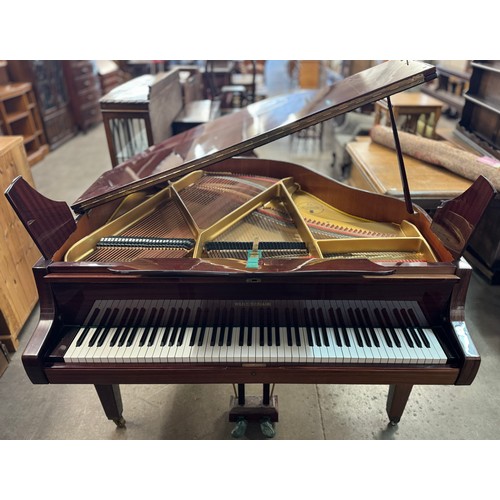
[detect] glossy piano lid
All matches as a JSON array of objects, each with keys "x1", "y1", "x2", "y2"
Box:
[{"x1": 72, "y1": 60, "x2": 436, "y2": 213}]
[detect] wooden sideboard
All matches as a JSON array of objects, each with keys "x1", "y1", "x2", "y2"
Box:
[
  {"x1": 346, "y1": 137, "x2": 473, "y2": 212},
  {"x1": 0, "y1": 137, "x2": 40, "y2": 351}
]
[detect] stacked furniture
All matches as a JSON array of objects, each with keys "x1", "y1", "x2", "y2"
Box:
[{"x1": 62, "y1": 61, "x2": 102, "y2": 132}]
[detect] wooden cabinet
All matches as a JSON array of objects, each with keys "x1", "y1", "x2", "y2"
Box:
[
  {"x1": 100, "y1": 70, "x2": 183, "y2": 166},
  {"x1": 298, "y1": 61, "x2": 325, "y2": 89},
  {"x1": 0, "y1": 137, "x2": 41, "y2": 351},
  {"x1": 456, "y1": 60, "x2": 500, "y2": 160},
  {"x1": 451, "y1": 61, "x2": 500, "y2": 284},
  {"x1": 0, "y1": 82, "x2": 49, "y2": 166},
  {"x1": 62, "y1": 61, "x2": 102, "y2": 132},
  {"x1": 7, "y1": 60, "x2": 77, "y2": 149}
]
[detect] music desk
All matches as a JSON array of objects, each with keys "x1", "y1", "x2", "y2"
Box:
[{"x1": 346, "y1": 138, "x2": 472, "y2": 212}]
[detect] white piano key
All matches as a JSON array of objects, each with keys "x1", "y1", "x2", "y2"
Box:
[
  {"x1": 238, "y1": 325, "x2": 250, "y2": 363},
  {"x1": 373, "y1": 327, "x2": 399, "y2": 363},
  {"x1": 279, "y1": 327, "x2": 289, "y2": 362},
  {"x1": 202, "y1": 327, "x2": 214, "y2": 363},
  {"x1": 324, "y1": 327, "x2": 342, "y2": 362},
  {"x1": 424, "y1": 328, "x2": 447, "y2": 364}
]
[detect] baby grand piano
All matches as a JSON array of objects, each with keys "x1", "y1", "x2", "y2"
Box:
[{"x1": 5, "y1": 60, "x2": 495, "y2": 438}]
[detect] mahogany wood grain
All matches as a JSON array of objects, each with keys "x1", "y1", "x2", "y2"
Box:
[{"x1": 5, "y1": 177, "x2": 76, "y2": 260}]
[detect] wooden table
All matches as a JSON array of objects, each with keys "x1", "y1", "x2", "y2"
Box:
[
  {"x1": 346, "y1": 138, "x2": 473, "y2": 212},
  {"x1": 374, "y1": 91, "x2": 444, "y2": 138},
  {"x1": 172, "y1": 99, "x2": 221, "y2": 135}
]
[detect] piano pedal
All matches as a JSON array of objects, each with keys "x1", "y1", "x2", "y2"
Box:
[
  {"x1": 259, "y1": 417, "x2": 276, "y2": 438},
  {"x1": 228, "y1": 395, "x2": 279, "y2": 438},
  {"x1": 230, "y1": 417, "x2": 248, "y2": 439},
  {"x1": 113, "y1": 416, "x2": 127, "y2": 428}
]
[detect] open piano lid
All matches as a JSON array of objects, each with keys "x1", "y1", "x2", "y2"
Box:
[{"x1": 72, "y1": 60, "x2": 436, "y2": 214}]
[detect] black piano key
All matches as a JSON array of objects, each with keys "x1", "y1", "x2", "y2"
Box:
[
  {"x1": 127, "y1": 307, "x2": 146, "y2": 347},
  {"x1": 227, "y1": 308, "x2": 235, "y2": 346},
  {"x1": 400, "y1": 309, "x2": 422, "y2": 348},
  {"x1": 407, "y1": 309, "x2": 431, "y2": 348},
  {"x1": 76, "y1": 307, "x2": 102, "y2": 347},
  {"x1": 309, "y1": 309, "x2": 323, "y2": 347},
  {"x1": 393, "y1": 309, "x2": 413, "y2": 348},
  {"x1": 361, "y1": 308, "x2": 381, "y2": 347},
  {"x1": 110, "y1": 308, "x2": 131, "y2": 347},
  {"x1": 373, "y1": 308, "x2": 393, "y2": 347},
  {"x1": 148, "y1": 307, "x2": 165, "y2": 347},
  {"x1": 328, "y1": 308, "x2": 342, "y2": 347},
  {"x1": 97, "y1": 308, "x2": 120, "y2": 347},
  {"x1": 177, "y1": 308, "x2": 191, "y2": 346},
  {"x1": 285, "y1": 308, "x2": 293, "y2": 347},
  {"x1": 210, "y1": 308, "x2": 220, "y2": 347},
  {"x1": 89, "y1": 308, "x2": 112, "y2": 347},
  {"x1": 337, "y1": 308, "x2": 351, "y2": 347},
  {"x1": 198, "y1": 309, "x2": 210, "y2": 346},
  {"x1": 238, "y1": 308, "x2": 246, "y2": 347},
  {"x1": 139, "y1": 307, "x2": 157, "y2": 347},
  {"x1": 169, "y1": 308, "x2": 184, "y2": 346},
  {"x1": 266, "y1": 309, "x2": 273, "y2": 347},
  {"x1": 401, "y1": 309, "x2": 424, "y2": 348},
  {"x1": 118, "y1": 307, "x2": 138, "y2": 347},
  {"x1": 407, "y1": 325, "x2": 422, "y2": 348},
  {"x1": 189, "y1": 308, "x2": 202, "y2": 346},
  {"x1": 218, "y1": 308, "x2": 227, "y2": 347},
  {"x1": 273, "y1": 308, "x2": 280, "y2": 347},
  {"x1": 303, "y1": 308, "x2": 314, "y2": 346},
  {"x1": 309, "y1": 308, "x2": 322, "y2": 347},
  {"x1": 355, "y1": 308, "x2": 371, "y2": 347},
  {"x1": 161, "y1": 308, "x2": 177, "y2": 347},
  {"x1": 348, "y1": 308, "x2": 363, "y2": 347},
  {"x1": 292, "y1": 308, "x2": 301, "y2": 346},
  {"x1": 259, "y1": 309, "x2": 265, "y2": 347},
  {"x1": 247, "y1": 309, "x2": 253, "y2": 346},
  {"x1": 381, "y1": 308, "x2": 401, "y2": 348},
  {"x1": 317, "y1": 308, "x2": 330, "y2": 347}
]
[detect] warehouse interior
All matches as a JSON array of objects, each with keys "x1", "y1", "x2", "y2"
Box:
[{"x1": 1, "y1": 9, "x2": 499, "y2": 497}]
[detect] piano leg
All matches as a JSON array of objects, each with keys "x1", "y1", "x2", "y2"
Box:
[
  {"x1": 386, "y1": 384, "x2": 413, "y2": 425},
  {"x1": 94, "y1": 384, "x2": 126, "y2": 428}
]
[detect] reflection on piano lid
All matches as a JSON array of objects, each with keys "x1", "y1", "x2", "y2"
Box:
[{"x1": 71, "y1": 60, "x2": 438, "y2": 213}]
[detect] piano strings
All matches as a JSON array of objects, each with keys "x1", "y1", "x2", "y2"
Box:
[{"x1": 66, "y1": 171, "x2": 437, "y2": 264}]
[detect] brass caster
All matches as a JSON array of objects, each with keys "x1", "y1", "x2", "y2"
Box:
[
  {"x1": 389, "y1": 419, "x2": 400, "y2": 427},
  {"x1": 113, "y1": 416, "x2": 127, "y2": 428},
  {"x1": 231, "y1": 417, "x2": 248, "y2": 439},
  {"x1": 260, "y1": 417, "x2": 276, "y2": 438}
]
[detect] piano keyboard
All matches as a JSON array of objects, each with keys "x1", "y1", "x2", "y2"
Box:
[{"x1": 62, "y1": 299, "x2": 448, "y2": 365}]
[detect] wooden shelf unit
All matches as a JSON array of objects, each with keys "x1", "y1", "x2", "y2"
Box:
[
  {"x1": 0, "y1": 137, "x2": 41, "y2": 351},
  {"x1": 456, "y1": 60, "x2": 500, "y2": 160},
  {"x1": 0, "y1": 82, "x2": 49, "y2": 166}
]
